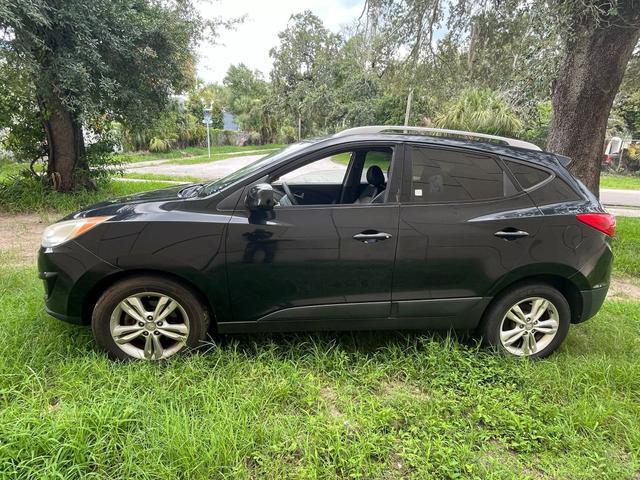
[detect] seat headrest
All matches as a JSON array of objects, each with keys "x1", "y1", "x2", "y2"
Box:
[{"x1": 366, "y1": 165, "x2": 385, "y2": 187}]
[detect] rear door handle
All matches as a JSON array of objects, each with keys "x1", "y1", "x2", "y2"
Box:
[
  {"x1": 494, "y1": 229, "x2": 529, "y2": 240},
  {"x1": 353, "y1": 232, "x2": 393, "y2": 243}
]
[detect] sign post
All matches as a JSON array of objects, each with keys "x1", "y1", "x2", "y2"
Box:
[{"x1": 203, "y1": 106, "x2": 212, "y2": 159}]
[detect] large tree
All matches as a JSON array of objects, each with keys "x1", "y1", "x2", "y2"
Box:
[
  {"x1": 223, "y1": 64, "x2": 280, "y2": 142},
  {"x1": 547, "y1": 0, "x2": 640, "y2": 195},
  {"x1": 269, "y1": 11, "x2": 342, "y2": 138},
  {"x1": 0, "y1": 0, "x2": 217, "y2": 191}
]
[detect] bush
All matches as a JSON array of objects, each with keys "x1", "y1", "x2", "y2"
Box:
[
  {"x1": 0, "y1": 174, "x2": 173, "y2": 213},
  {"x1": 149, "y1": 137, "x2": 173, "y2": 153},
  {"x1": 434, "y1": 88, "x2": 523, "y2": 137},
  {"x1": 623, "y1": 143, "x2": 640, "y2": 172},
  {"x1": 82, "y1": 130, "x2": 123, "y2": 184}
]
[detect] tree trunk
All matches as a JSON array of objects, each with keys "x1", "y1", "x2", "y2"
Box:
[
  {"x1": 547, "y1": 7, "x2": 640, "y2": 197},
  {"x1": 42, "y1": 98, "x2": 86, "y2": 192}
]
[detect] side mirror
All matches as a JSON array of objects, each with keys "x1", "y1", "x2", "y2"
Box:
[{"x1": 245, "y1": 183, "x2": 276, "y2": 210}]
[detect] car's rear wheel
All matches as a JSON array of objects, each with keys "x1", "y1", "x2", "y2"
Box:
[
  {"x1": 92, "y1": 276, "x2": 210, "y2": 361},
  {"x1": 479, "y1": 283, "x2": 570, "y2": 359}
]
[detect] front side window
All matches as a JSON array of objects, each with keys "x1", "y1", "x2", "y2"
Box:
[
  {"x1": 198, "y1": 141, "x2": 313, "y2": 196},
  {"x1": 359, "y1": 150, "x2": 392, "y2": 183},
  {"x1": 408, "y1": 147, "x2": 516, "y2": 203},
  {"x1": 275, "y1": 155, "x2": 349, "y2": 185},
  {"x1": 269, "y1": 147, "x2": 393, "y2": 207}
]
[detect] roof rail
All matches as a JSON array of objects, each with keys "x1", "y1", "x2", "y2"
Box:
[{"x1": 333, "y1": 126, "x2": 542, "y2": 151}]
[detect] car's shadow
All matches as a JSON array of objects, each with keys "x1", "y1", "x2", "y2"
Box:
[{"x1": 202, "y1": 329, "x2": 480, "y2": 360}]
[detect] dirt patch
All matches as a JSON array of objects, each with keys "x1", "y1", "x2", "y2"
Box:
[
  {"x1": 608, "y1": 276, "x2": 640, "y2": 301},
  {"x1": 0, "y1": 214, "x2": 49, "y2": 267},
  {"x1": 319, "y1": 386, "x2": 342, "y2": 418},
  {"x1": 381, "y1": 380, "x2": 431, "y2": 401}
]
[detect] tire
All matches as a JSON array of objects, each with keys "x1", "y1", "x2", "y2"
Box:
[
  {"x1": 91, "y1": 275, "x2": 210, "y2": 361},
  {"x1": 479, "y1": 283, "x2": 571, "y2": 359}
]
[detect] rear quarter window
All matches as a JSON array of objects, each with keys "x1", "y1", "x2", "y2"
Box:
[
  {"x1": 527, "y1": 177, "x2": 582, "y2": 205},
  {"x1": 504, "y1": 159, "x2": 581, "y2": 205},
  {"x1": 504, "y1": 160, "x2": 550, "y2": 189}
]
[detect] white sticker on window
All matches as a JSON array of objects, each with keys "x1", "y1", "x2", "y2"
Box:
[{"x1": 414, "y1": 189, "x2": 423, "y2": 197}]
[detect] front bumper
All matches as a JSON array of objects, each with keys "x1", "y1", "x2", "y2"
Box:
[
  {"x1": 577, "y1": 285, "x2": 609, "y2": 323},
  {"x1": 38, "y1": 242, "x2": 119, "y2": 325}
]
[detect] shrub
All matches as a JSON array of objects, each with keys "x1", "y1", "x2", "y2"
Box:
[
  {"x1": 434, "y1": 88, "x2": 523, "y2": 137},
  {"x1": 149, "y1": 137, "x2": 173, "y2": 153}
]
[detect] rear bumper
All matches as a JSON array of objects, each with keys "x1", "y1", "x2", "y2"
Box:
[{"x1": 577, "y1": 285, "x2": 609, "y2": 323}]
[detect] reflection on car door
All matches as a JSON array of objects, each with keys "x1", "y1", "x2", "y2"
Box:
[
  {"x1": 223, "y1": 147, "x2": 402, "y2": 330},
  {"x1": 392, "y1": 145, "x2": 541, "y2": 328}
]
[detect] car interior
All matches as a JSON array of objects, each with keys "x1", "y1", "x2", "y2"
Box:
[{"x1": 270, "y1": 147, "x2": 393, "y2": 206}]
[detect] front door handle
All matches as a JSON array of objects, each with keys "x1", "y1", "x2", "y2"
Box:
[
  {"x1": 494, "y1": 229, "x2": 529, "y2": 240},
  {"x1": 353, "y1": 231, "x2": 393, "y2": 244}
]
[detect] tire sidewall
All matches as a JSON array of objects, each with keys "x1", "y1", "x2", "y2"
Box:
[
  {"x1": 481, "y1": 284, "x2": 571, "y2": 359},
  {"x1": 91, "y1": 276, "x2": 210, "y2": 361}
]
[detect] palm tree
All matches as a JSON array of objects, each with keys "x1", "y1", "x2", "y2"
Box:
[{"x1": 434, "y1": 89, "x2": 523, "y2": 137}]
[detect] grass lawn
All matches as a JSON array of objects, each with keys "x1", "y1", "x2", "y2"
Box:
[
  {"x1": 0, "y1": 266, "x2": 639, "y2": 478},
  {"x1": 166, "y1": 149, "x2": 273, "y2": 166},
  {"x1": 121, "y1": 172, "x2": 201, "y2": 183},
  {"x1": 0, "y1": 160, "x2": 29, "y2": 182},
  {"x1": 0, "y1": 179, "x2": 639, "y2": 478},
  {"x1": 0, "y1": 179, "x2": 178, "y2": 214},
  {"x1": 615, "y1": 217, "x2": 640, "y2": 278},
  {"x1": 600, "y1": 174, "x2": 640, "y2": 190},
  {"x1": 115, "y1": 144, "x2": 283, "y2": 164}
]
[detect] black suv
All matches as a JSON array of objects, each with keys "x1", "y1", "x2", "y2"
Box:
[{"x1": 38, "y1": 126, "x2": 614, "y2": 360}]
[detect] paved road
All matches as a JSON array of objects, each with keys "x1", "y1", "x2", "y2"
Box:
[
  {"x1": 126, "y1": 154, "x2": 348, "y2": 183},
  {"x1": 601, "y1": 188, "x2": 640, "y2": 208},
  {"x1": 125, "y1": 154, "x2": 265, "y2": 179}
]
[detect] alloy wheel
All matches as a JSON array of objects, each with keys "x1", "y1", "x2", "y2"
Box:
[
  {"x1": 499, "y1": 296, "x2": 560, "y2": 357},
  {"x1": 109, "y1": 292, "x2": 190, "y2": 360}
]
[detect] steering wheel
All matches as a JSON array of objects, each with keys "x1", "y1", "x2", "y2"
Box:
[{"x1": 281, "y1": 182, "x2": 299, "y2": 205}]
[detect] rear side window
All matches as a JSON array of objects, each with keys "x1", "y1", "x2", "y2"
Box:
[
  {"x1": 408, "y1": 147, "x2": 516, "y2": 203},
  {"x1": 504, "y1": 160, "x2": 550, "y2": 189}
]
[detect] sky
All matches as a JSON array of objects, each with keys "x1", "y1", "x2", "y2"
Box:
[{"x1": 195, "y1": 0, "x2": 365, "y2": 84}]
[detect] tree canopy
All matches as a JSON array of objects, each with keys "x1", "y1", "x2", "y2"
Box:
[
  {"x1": 1, "y1": 0, "x2": 638, "y2": 195},
  {"x1": 0, "y1": 0, "x2": 221, "y2": 190}
]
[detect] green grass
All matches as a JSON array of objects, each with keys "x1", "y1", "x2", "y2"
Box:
[
  {"x1": 0, "y1": 178, "x2": 177, "y2": 214},
  {"x1": 0, "y1": 266, "x2": 639, "y2": 478},
  {"x1": 334, "y1": 150, "x2": 391, "y2": 168},
  {"x1": 615, "y1": 217, "x2": 640, "y2": 278},
  {"x1": 0, "y1": 160, "x2": 29, "y2": 182},
  {"x1": 122, "y1": 172, "x2": 201, "y2": 183},
  {"x1": 0, "y1": 157, "x2": 638, "y2": 477},
  {"x1": 166, "y1": 149, "x2": 276, "y2": 166},
  {"x1": 600, "y1": 174, "x2": 640, "y2": 190},
  {"x1": 115, "y1": 144, "x2": 283, "y2": 164}
]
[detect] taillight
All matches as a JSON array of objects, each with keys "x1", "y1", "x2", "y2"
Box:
[{"x1": 576, "y1": 213, "x2": 616, "y2": 237}]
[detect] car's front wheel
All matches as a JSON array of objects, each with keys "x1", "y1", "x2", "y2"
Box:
[
  {"x1": 91, "y1": 276, "x2": 210, "y2": 361},
  {"x1": 479, "y1": 283, "x2": 571, "y2": 359}
]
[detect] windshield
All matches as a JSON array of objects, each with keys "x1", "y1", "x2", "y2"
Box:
[{"x1": 198, "y1": 142, "x2": 312, "y2": 197}]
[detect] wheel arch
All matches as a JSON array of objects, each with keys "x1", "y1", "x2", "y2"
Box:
[
  {"x1": 484, "y1": 268, "x2": 585, "y2": 324},
  {"x1": 78, "y1": 269, "x2": 218, "y2": 329}
]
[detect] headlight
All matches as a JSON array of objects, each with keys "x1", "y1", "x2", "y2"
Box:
[{"x1": 41, "y1": 216, "x2": 112, "y2": 248}]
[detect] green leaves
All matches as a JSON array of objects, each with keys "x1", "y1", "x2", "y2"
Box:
[{"x1": 434, "y1": 89, "x2": 523, "y2": 137}]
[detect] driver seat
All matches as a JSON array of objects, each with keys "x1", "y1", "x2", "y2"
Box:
[{"x1": 355, "y1": 165, "x2": 386, "y2": 203}]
